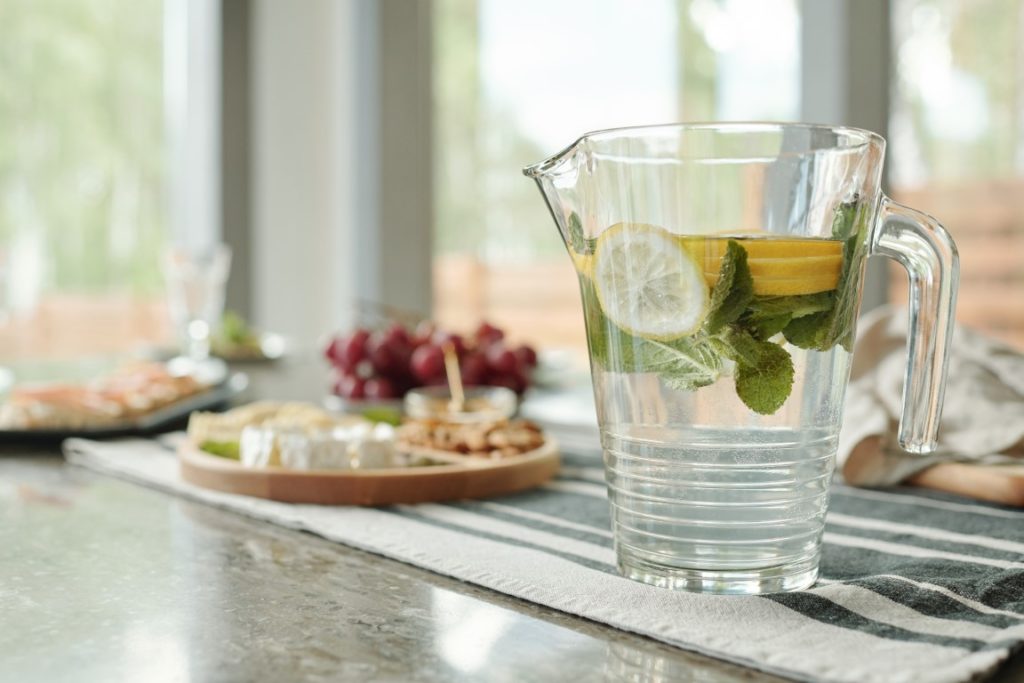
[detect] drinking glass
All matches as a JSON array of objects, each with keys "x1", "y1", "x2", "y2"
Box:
[
  {"x1": 525, "y1": 123, "x2": 958, "y2": 594},
  {"x1": 162, "y1": 243, "x2": 231, "y2": 363}
]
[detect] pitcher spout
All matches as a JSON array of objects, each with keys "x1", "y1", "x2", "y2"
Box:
[
  {"x1": 522, "y1": 137, "x2": 583, "y2": 180},
  {"x1": 523, "y1": 138, "x2": 588, "y2": 255}
]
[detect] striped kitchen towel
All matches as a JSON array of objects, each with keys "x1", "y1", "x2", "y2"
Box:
[{"x1": 64, "y1": 436, "x2": 1024, "y2": 683}]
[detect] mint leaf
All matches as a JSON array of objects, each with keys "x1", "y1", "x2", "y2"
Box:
[
  {"x1": 713, "y1": 328, "x2": 794, "y2": 415},
  {"x1": 734, "y1": 341, "x2": 795, "y2": 415},
  {"x1": 824, "y1": 228, "x2": 868, "y2": 352},
  {"x1": 567, "y1": 212, "x2": 595, "y2": 255},
  {"x1": 779, "y1": 199, "x2": 870, "y2": 352},
  {"x1": 712, "y1": 326, "x2": 767, "y2": 366},
  {"x1": 746, "y1": 312, "x2": 793, "y2": 340},
  {"x1": 705, "y1": 240, "x2": 753, "y2": 334},
  {"x1": 746, "y1": 292, "x2": 834, "y2": 341},
  {"x1": 783, "y1": 311, "x2": 831, "y2": 350},
  {"x1": 827, "y1": 196, "x2": 871, "y2": 351},
  {"x1": 643, "y1": 337, "x2": 723, "y2": 391},
  {"x1": 747, "y1": 292, "x2": 834, "y2": 318},
  {"x1": 580, "y1": 275, "x2": 650, "y2": 369},
  {"x1": 831, "y1": 196, "x2": 861, "y2": 240}
]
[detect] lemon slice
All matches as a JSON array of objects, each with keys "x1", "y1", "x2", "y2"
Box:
[
  {"x1": 593, "y1": 224, "x2": 709, "y2": 340},
  {"x1": 570, "y1": 250, "x2": 594, "y2": 278},
  {"x1": 704, "y1": 255, "x2": 841, "y2": 280},
  {"x1": 685, "y1": 237, "x2": 842, "y2": 259},
  {"x1": 688, "y1": 236, "x2": 844, "y2": 296}
]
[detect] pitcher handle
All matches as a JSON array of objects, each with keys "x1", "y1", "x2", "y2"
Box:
[{"x1": 869, "y1": 197, "x2": 959, "y2": 454}]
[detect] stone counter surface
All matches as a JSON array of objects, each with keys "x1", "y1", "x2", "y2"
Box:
[{"x1": 3, "y1": 454, "x2": 787, "y2": 683}]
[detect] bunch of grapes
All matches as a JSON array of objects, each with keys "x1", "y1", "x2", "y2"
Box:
[{"x1": 325, "y1": 321, "x2": 538, "y2": 400}]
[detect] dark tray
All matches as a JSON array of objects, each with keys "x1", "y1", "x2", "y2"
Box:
[{"x1": 0, "y1": 374, "x2": 247, "y2": 444}]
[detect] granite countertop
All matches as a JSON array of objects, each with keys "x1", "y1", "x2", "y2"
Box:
[
  {"x1": 2, "y1": 453, "x2": 789, "y2": 683},
  {"x1": 3, "y1": 359, "x2": 1023, "y2": 682}
]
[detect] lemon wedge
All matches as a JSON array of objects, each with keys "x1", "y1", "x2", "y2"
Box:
[{"x1": 593, "y1": 224, "x2": 709, "y2": 340}]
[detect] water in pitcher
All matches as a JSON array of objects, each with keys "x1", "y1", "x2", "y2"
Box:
[{"x1": 574, "y1": 225, "x2": 866, "y2": 592}]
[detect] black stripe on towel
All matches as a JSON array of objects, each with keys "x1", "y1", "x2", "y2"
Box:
[
  {"x1": 477, "y1": 490, "x2": 613, "y2": 534},
  {"x1": 830, "y1": 489, "x2": 1024, "y2": 540},
  {"x1": 823, "y1": 523, "x2": 1024, "y2": 565},
  {"x1": 835, "y1": 577, "x2": 1024, "y2": 630},
  {"x1": 763, "y1": 592, "x2": 990, "y2": 650},
  {"x1": 820, "y1": 543, "x2": 1022, "y2": 586}
]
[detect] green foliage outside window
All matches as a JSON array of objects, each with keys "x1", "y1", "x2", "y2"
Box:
[{"x1": 0, "y1": 0, "x2": 166, "y2": 295}]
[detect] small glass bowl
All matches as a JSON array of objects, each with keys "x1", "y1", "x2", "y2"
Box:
[{"x1": 404, "y1": 385, "x2": 518, "y2": 423}]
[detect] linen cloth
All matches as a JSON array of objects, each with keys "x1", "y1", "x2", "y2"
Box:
[
  {"x1": 65, "y1": 435, "x2": 1024, "y2": 683},
  {"x1": 839, "y1": 305, "x2": 1024, "y2": 486}
]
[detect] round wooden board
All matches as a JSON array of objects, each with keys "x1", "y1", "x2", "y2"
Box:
[{"x1": 178, "y1": 439, "x2": 560, "y2": 505}]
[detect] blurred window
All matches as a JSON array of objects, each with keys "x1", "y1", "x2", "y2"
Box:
[
  {"x1": 432, "y1": 0, "x2": 801, "y2": 355},
  {"x1": 0, "y1": 0, "x2": 170, "y2": 360},
  {"x1": 891, "y1": 0, "x2": 1024, "y2": 348}
]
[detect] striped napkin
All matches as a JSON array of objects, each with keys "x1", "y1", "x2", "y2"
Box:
[{"x1": 64, "y1": 436, "x2": 1024, "y2": 683}]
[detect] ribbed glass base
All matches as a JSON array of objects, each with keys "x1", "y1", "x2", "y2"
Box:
[{"x1": 617, "y1": 551, "x2": 819, "y2": 595}]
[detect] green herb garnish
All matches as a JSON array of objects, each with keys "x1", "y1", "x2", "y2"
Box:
[
  {"x1": 705, "y1": 240, "x2": 754, "y2": 334},
  {"x1": 220, "y1": 310, "x2": 258, "y2": 346},
  {"x1": 361, "y1": 406, "x2": 403, "y2": 426},
  {"x1": 782, "y1": 197, "x2": 869, "y2": 352},
  {"x1": 581, "y1": 275, "x2": 722, "y2": 391},
  {"x1": 715, "y1": 327, "x2": 795, "y2": 415},
  {"x1": 200, "y1": 440, "x2": 241, "y2": 460},
  {"x1": 567, "y1": 212, "x2": 596, "y2": 255}
]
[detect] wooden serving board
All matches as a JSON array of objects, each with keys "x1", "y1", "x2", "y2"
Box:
[
  {"x1": 907, "y1": 464, "x2": 1024, "y2": 507},
  {"x1": 178, "y1": 439, "x2": 560, "y2": 506},
  {"x1": 843, "y1": 437, "x2": 1024, "y2": 507}
]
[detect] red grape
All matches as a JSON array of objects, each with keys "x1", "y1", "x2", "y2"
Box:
[
  {"x1": 364, "y1": 377, "x2": 397, "y2": 400},
  {"x1": 327, "y1": 320, "x2": 536, "y2": 399},
  {"x1": 324, "y1": 337, "x2": 345, "y2": 366},
  {"x1": 432, "y1": 331, "x2": 466, "y2": 356},
  {"x1": 334, "y1": 374, "x2": 366, "y2": 399},
  {"x1": 485, "y1": 344, "x2": 519, "y2": 375},
  {"x1": 354, "y1": 359, "x2": 374, "y2": 379},
  {"x1": 341, "y1": 329, "x2": 370, "y2": 369},
  {"x1": 410, "y1": 344, "x2": 445, "y2": 383},
  {"x1": 460, "y1": 351, "x2": 487, "y2": 386},
  {"x1": 474, "y1": 321, "x2": 504, "y2": 347},
  {"x1": 367, "y1": 336, "x2": 394, "y2": 375},
  {"x1": 411, "y1": 320, "x2": 436, "y2": 347},
  {"x1": 367, "y1": 331, "x2": 411, "y2": 378},
  {"x1": 384, "y1": 322, "x2": 411, "y2": 347},
  {"x1": 513, "y1": 344, "x2": 538, "y2": 369}
]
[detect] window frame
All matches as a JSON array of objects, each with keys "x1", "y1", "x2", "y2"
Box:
[
  {"x1": 238, "y1": 0, "x2": 893, "y2": 337},
  {"x1": 240, "y1": 0, "x2": 433, "y2": 343}
]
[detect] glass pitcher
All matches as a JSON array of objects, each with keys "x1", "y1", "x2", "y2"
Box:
[{"x1": 524, "y1": 123, "x2": 958, "y2": 594}]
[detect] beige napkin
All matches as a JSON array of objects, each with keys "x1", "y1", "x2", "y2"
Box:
[{"x1": 838, "y1": 305, "x2": 1024, "y2": 485}]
